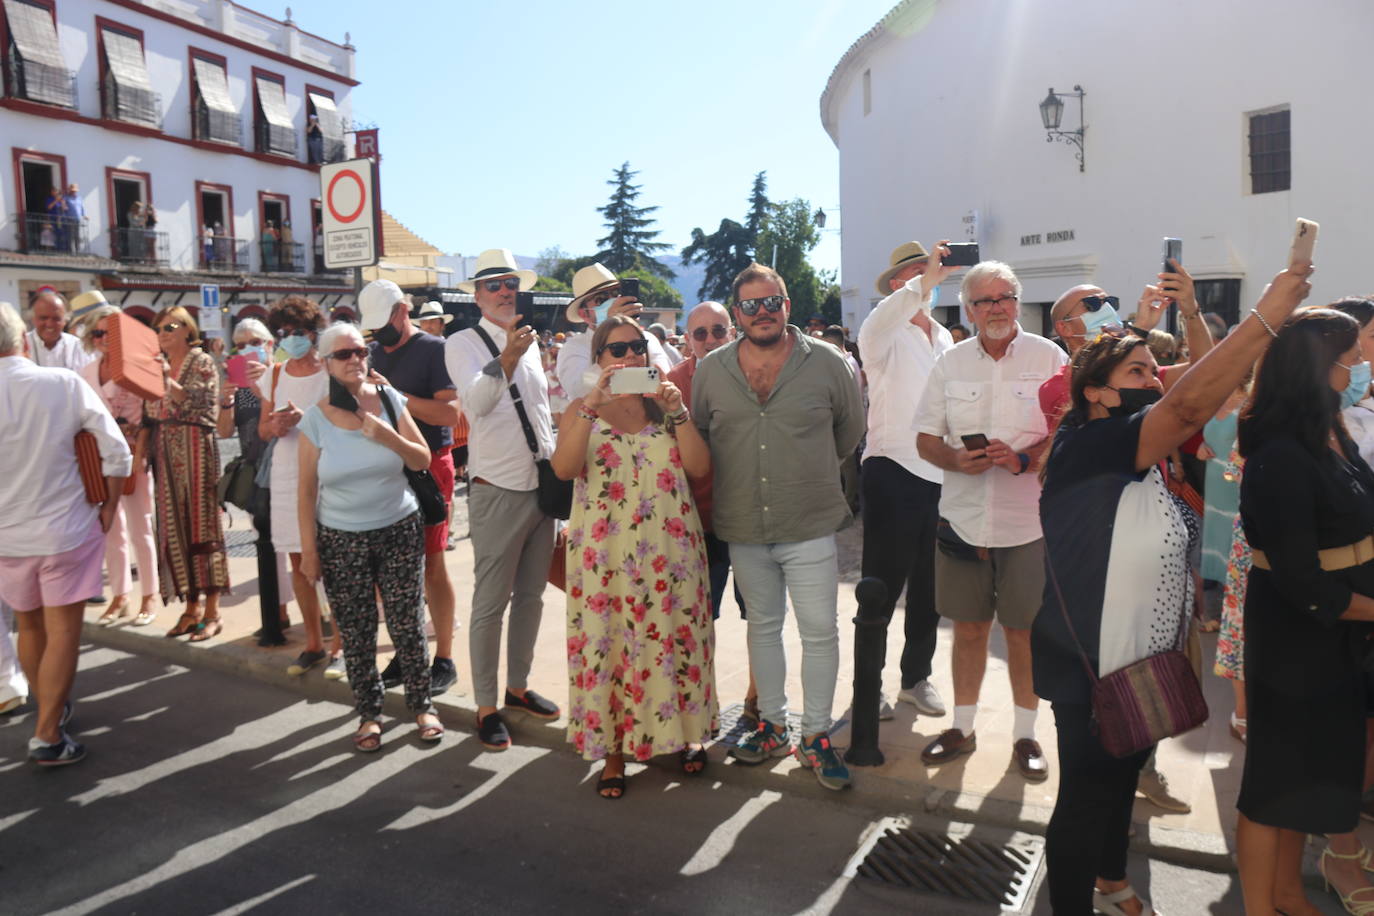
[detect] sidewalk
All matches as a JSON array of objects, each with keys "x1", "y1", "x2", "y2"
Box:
[{"x1": 78, "y1": 483, "x2": 1246, "y2": 871}]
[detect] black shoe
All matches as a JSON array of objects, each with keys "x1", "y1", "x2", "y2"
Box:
[
  {"x1": 477, "y1": 711, "x2": 511, "y2": 750},
  {"x1": 504, "y1": 688, "x2": 560, "y2": 720},
  {"x1": 430, "y1": 657, "x2": 458, "y2": 695},
  {"x1": 380, "y1": 656, "x2": 402, "y2": 689}
]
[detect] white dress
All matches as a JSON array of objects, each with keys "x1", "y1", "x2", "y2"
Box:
[{"x1": 259, "y1": 366, "x2": 328, "y2": 553}]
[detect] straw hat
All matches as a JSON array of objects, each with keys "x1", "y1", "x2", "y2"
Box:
[
  {"x1": 875, "y1": 241, "x2": 930, "y2": 296},
  {"x1": 412, "y1": 300, "x2": 452, "y2": 326},
  {"x1": 69, "y1": 289, "x2": 109, "y2": 320},
  {"x1": 564, "y1": 263, "x2": 620, "y2": 324},
  {"x1": 457, "y1": 248, "x2": 537, "y2": 294}
]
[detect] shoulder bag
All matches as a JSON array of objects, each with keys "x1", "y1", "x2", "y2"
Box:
[
  {"x1": 1045, "y1": 548, "x2": 1208, "y2": 758},
  {"x1": 473, "y1": 326, "x2": 572, "y2": 519},
  {"x1": 217, "y1": 364, "x2": 282, "y2": 513},
  {"x1": 375, "y1": 384, "x2": 448, "y2": 526}
]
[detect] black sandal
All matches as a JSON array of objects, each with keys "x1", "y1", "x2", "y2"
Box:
[
  {"x1": 680, "y1": 745, "x2": 709, "y2": 776},
  {"x1": 596, "y1": 774, "x2": 626, "y2": 799}
]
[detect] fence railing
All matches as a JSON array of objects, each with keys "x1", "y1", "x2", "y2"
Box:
[
  {"x1": 15, "y1": 213, "x2": 89, "y2": 254},
  {"x1": 259, "y1": 239, "x2": 304, "y2": 273},
  {"x1": 199, "y1": 234, "x2": 249, "y2": 271},
  {"x1": 110, "y1": 226, "x2": 169, "y2": 266}
]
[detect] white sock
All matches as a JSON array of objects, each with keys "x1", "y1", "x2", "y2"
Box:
[
  {"x1": 1013, "y1": 705, "x2": 1038, "y2": 741},
  {"x1": 952, "y1": 704, "x2": 977, "y2": 735}
]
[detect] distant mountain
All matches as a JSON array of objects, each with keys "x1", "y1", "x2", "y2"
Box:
[{"x1": 660, "y1": 256, "x2": 710, "y2": 310}]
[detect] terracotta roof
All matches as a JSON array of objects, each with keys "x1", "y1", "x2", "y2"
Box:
[{"x1": 381, "y1": 210, "x2": 442, "y2": 257}]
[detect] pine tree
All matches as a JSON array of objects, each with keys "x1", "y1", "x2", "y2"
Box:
[
  {"x1": 745, "y1": 171, "x2": 769, "y2": 236},
  {"x1": 595, "y1": 162, "x2": 673, "y2": 279}
]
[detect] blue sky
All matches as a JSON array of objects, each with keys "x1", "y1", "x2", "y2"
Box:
[{"x1": 282, "y1": 0, "x2": 898, "y2": 275}]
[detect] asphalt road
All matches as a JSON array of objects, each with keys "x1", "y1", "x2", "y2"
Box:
[{"x1": 0, "y1": 644, "x2": 1313, "y2": 915}]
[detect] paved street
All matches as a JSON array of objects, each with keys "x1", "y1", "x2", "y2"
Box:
[{"x1": 3, "y1": 644, "x2": 1330, "y2": 915}]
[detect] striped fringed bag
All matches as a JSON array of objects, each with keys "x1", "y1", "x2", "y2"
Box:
[
  {"x1": 74, "y1": 432, "x2": 108, "y2": 503},
  {"x1": 1047, "y1": 557, "x2": 1208, "y2": 758}
]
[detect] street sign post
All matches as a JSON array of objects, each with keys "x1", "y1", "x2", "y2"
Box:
[
  {"x1": 199, "y1": 284, "x2": 223, "y2": 334},
  {"x1": 320, "y1": 158, "x2": 380, "y2": 269}
]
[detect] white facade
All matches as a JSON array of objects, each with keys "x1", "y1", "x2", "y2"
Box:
[
  {"x1": 822, "y1": 0, "x2": 1374, "y2": 336},
  {"x1": 0, "y1": 0, "x2": 359, "y2": 325}
]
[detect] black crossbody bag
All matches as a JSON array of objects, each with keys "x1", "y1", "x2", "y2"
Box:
[
  {"x1": 473, "y1": 326, "x2": 572, "y2": 519},
  {"x1": 375, "y1": 384, "x2": 448, "y2": 526}
]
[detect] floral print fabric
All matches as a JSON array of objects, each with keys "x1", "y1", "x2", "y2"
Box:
[
  {"x1": 565, "y1": 419, "x2": 717, "y2": 761},
  {"x1": 1214, "y1": 450, "x2": 1249, "y2": 680}
]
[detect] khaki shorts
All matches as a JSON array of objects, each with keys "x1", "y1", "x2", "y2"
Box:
[{"x1": 935, "y1": 538, "x2": 1045, "y2": 630}]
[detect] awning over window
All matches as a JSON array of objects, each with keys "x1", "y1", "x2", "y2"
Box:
[
  {"x1": 307, "y1": 92, "x2": 346, "y2": 163},
  {"x1": 101, "y1": 28, "x2": 157, "y2": 126},
  {"x1": 192, "y1": 57, "x2": 239, "y2": 144},
  {"x1": 3, "y1": 0, "x2": 74, "y2": 108},
  {"x1": 255, "y1": 77, "x2": 296, "y2": 157}
]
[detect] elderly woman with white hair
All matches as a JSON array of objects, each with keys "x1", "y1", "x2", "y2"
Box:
[
  {"x1": 298, "y1": 322, "x2": 439, "y2": 751},
  {"x1": 0, "y1": 301, "x2": 131, "y2": 765}
]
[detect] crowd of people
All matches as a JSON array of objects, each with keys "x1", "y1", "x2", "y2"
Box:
[{"x1": 3, "y1": 232, "x2": 1372, "y2": 913}]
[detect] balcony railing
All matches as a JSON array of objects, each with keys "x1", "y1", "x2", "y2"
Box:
[
  {"x1": 194, "y1": 107, "x2": 243, "y2": 147},
  {"x1": 15, "y1": 213, "x2": 89, "y2": 255},
  {"x1": 110, "y1": 226, "x2": 169, "y2": 266},
  {"x1": 199, "y1": 234, "x2": 249, "y2": 271},
  {"x1": 259, "y1": 239, "x2": 304, "y2": 273},
  {"x1": 6, "y1": 58, "x2": 78, "y2": 109},
  {"x1": 256, "y1": 121, "x2": 298, "y2": 158}
]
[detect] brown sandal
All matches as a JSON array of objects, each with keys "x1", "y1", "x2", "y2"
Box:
[
  {"x1": 188, "y1": 618, "x2": 222, "y2": 642},
  {"x1": 165, "y1": 612, "x2": 199, "y2": 638}
]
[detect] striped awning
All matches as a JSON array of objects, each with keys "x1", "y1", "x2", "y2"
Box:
[{"x1": 3, "y1": 0, "x2": 73, "y2": 108}]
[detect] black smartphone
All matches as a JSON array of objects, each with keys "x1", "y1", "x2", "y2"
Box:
[
  {"x1": 961, "y1": 433, "x2": 990, "y2": 451},
  {"x1": 619, "y1": 277, "x2": 640, "y2": 301},
  {"x1": 1162, "y1": 237, "x2": 1182, "y2": 274},
  {"x1": 328, "y1": 376, "x2": 359, "y2": 412},
  {"x1": 942, "y1": 242, "x2": 980, "y2": 267}
]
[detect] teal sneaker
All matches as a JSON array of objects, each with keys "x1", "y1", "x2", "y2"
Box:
[
  {"x1": 730, "y1": 719, "x2": 791, "y2": 765},
  {"x1": 795, "y1": 733, "x2": 851, "y2": 790}
]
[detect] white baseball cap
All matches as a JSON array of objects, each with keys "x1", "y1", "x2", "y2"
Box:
[{"x1": 358, "y1": 278, "x2": 405, "y2": 330}]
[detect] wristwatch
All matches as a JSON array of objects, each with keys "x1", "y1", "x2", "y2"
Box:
[{"x1": 1013, "y1": 453, "x2": 1030, "y2": 475}]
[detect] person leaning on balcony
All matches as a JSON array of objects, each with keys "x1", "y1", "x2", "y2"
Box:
[
  {"x1": 148, "y1": 306, "x2": 230, "y2": 642},
  {"x1": 62, "y1": 184, "x2": 84, "y2": 253}
]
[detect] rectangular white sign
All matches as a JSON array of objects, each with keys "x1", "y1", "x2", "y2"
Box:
[{"x1": 320, "y1": 158, "x2": 378, "y2": 268}]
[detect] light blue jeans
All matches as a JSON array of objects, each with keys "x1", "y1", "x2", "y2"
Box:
[{"x1": 729, "y1": 535, "x2": 840, "y2": 737}]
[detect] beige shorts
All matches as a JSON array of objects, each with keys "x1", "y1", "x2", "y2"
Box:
[{"x1": 935, "y1": 538, "x2": 1045, "y2": 630}]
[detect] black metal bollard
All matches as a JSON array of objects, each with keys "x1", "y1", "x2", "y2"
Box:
[
  {"x1": 845, "y1": 576, "x2": 889, "y2": 766},
  {"x1": 253, "y1": 502, "x2": 285, "y2": 647}
]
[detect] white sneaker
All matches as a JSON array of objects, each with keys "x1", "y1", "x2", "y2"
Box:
[
  {"x1": 879, "y1": 697, "x2": 895, "y2": 720},
  {"x1": 898, "y1": 680, "x2": 947, "y2": 717}
]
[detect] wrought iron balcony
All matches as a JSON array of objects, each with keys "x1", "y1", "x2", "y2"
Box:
[
  {"x1": 199, "y1": 234, "x2": 249, "y2": 271},
  {"x1": 14, "y1": 213, "x2": 89, "y2": 255},
  {"x1": 259, "y1": 239, "x2": 304, "y2": 273},
  {"x1": 110, "y1": 226, "x2": 169, "y2": 266}
]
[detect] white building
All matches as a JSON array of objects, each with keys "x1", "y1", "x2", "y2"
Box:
[
  {"x1": 0, "y1": 0, "x2": 359, "y2": 327},
  {"x1": 821, "y1": 0, "x2": 1374, "y2": 336}
]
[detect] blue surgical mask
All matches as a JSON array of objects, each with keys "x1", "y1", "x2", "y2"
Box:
[
  {"x1": 279, "y1": 334, "x2": 313, "y2": 359},
  {"x1": 1080, "y1": 303, "x2": 1121, "y2": 338},
  {"x1": 590, "y1": 299, "x2": 613, "y2": 325},
  {"x1": 1339, "y1": 360, "x2": 1371, "y2": 408}
]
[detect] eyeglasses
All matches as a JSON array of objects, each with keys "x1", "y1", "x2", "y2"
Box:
[
  {"x1": 968, "y1": 295, "x2": 1019, "y2": 310},
  {"x1": 597, "y1": 339, "x2": 649, "y2": 358},
  {"x1": 691, "y1": 324, "x2": 729, "y2": 341},
  {"x1": 737, "y1": 295, "x2": 786, "y2": 316},
  {"x1": 327, "y1": 347, "x2": 369, "y2": 362},
  {"x1": 154, "y1": 322, "x2": 183, "y2": 333},
  {"x1": 482, "y1": 277, "x2": 521, "y2": 293},
  {"x1": 89, "y1": 329, "x2": 107, "y2": 339},
  {"x1": 1078, "y1": 295, "x2": 1120, "y2": 312}
]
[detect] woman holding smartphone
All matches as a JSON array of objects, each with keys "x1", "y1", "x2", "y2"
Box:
[{"x1": 298, "y1": 323, "x2": 438, "y2": 751}]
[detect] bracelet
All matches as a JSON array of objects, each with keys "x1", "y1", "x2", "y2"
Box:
[
  {"x1": 665, "y1": 408, "x2": 690, "y2": 427},
  {"x1": 1250, "y1": 308, "x2": 1280, "y2": 339},
  {"x1": 1013, "y1": 452, "x2": 1030, "y2": 475},
  {"x1": 576, "y1": 404, "x2": 599, "y2": 422}
]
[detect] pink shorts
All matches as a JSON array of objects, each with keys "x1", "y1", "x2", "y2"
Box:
[{"x1": 0, "y1": 520, "x2": 106, "y2": 611}]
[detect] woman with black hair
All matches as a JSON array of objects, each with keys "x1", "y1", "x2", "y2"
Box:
[
  {"x1": 1238, "y1": 303, "x2": 1374, "y2": 915},
  {"x1": 1034, "y1": 263, "x2": 1311, "y2": 916}
]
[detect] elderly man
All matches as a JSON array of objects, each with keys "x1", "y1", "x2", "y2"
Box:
[
  {"x1": 443, "y1": 249, "x2": 561, "y2": 750},
  {"x1": 647, "y1": 322, "x2": 684, "y2": 367},
  {"x1": 413, "y1": 301, "x2": 453, "y2": 339},
  {"x1": 693, "y1": 264, "x2": 865, "y2": 790},
  {"x1": 555, "y1": 263, "x2": 672, "y2": 402},
  {"x1": 25, "y1": 288, "x2": 93, "y2": 371},
  {"x1": 914, "y1": 261, "x2": 1066, "y2": 781},
  {"x1": 359, "y1": 279, "x2": 462, "y2": 695},
  {"x1": 856, "y1": 240, "x2": 957, "y2": 724},
  {"x1": 0, "y1": 301, "x2": 130, "y2": 765}
]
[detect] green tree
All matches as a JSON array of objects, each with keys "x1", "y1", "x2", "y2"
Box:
[
  {"x1": 745, "y1": 171, "x2": 769, "y2": 236},
  {"x1": 596, "y1": 162, "x2": 673, "y2": 279},
  {"x1": 680, "y1": 172, "x2": 769, "y2": 302},
  {"x1": 547, "y1": 252, "x2": 681, "y2": 313},
  {"x1": 754, "y1": 197, "x2": 825, "y2": 317}
]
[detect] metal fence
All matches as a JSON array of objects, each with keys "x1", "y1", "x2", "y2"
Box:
[
  {"x1": 259, "y1": 239, "x2": 304, "y2": 273},
  {"x1": 110, "y1": 226, "x2": 169, "y2": 266},
  {"x1": 199, "y1": 234, "x2": 249, "y2": 271},
  {"x1": 15, "y1": 213, "x2": 88, "y2": 254}
]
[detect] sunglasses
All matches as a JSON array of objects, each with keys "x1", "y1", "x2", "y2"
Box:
[
  {"x1": 598, "y1": 339, "x2": 649, "y2": 358},
  {"x1": 1079, "y1": 295, "x2": 1120, "y2": 312},
  {"x1": 691, "y1": 324, "x2": 729, "y2": 341},
  {"x1": 482, "y1": 277, "x2": 521, "y2": 293},
  {"x1": 737, "y1": 295, "x2": 786, "y2": 316},
  {"x1": 89, "y1": 328, "x2": 107, "y2": 339},
  {"x1": 327, "y1": 347, "x2": 370, "y2": 362},
  {"x1": 154, "y1": 322, "x2": 183, "y2": 333}
]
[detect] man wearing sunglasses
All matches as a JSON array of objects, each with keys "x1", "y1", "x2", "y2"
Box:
[
  {"x1": 358, "y1": 278, "x2": 462, "y2": 697},
  {"x1": 556, "y1": 262, "x2": 672, "y2": 403},
  {"x1": 692, "y1": 264, "x2": 865, "y2": 790}
]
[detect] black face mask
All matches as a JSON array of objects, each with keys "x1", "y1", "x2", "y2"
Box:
[
  {"x1": 371, "y1": 321, "x2": 401, "y2": 348},
  {"x1": 328, "y1": 376, "x2": 359, "y2": 412},
  {"x1": 1105, "y1": 386, "x2": 1162, "y2": 418}
]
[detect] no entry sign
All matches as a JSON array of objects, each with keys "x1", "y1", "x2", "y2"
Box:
[{"x1": 319, "y1": 158, "x2": 379, "y2": 268}]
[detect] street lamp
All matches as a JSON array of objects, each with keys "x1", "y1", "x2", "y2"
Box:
[
  {"x1": 1039, "y1": 85, "x2": 1085, "y2": 172},
  {"x1": 814, "y1": 207, "x2": 827, "y2": 228}
]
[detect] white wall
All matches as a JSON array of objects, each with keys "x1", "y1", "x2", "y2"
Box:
[{"x1": 825, "y1": 0, "x2": 1374, "y2": 331}]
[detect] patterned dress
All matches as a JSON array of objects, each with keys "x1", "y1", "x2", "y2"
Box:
[
  {"x1": 565, "y1": 419, "x2": 717, "y2": 762},
  {"x1": 1213, "y1": 449, "x2": 1249, "y2": 680},
  {"x1": 150, "y1": 348, "x2": 229, "y2": 602}
]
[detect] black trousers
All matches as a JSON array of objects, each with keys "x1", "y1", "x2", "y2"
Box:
[
  {"x1": 859, "y1": 456, "x2": 941, "y2": 687},
  {"x1": 1045, "y1": 702, "x2": 1152, "y2": 914}
]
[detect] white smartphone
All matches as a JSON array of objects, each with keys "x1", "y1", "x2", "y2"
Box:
[
  {"x1": 1289, "y1": 218, "x2": 1319, "y2": 267},
  {"x1": 609, "y1": 366, "x2": 661, "y2": 395}
]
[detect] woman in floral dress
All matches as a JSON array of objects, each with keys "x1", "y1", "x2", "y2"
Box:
[
  {"x1": 552, "y1": 316, "x2": 717, "y2": 799},
  {"x1": 1212, "y1": 448, "x2": 1250, "y2": 742}
]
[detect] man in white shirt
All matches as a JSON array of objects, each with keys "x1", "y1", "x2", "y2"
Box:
[
  {"x1": 0, "y1": 302, "x2": 130, "y2": 766},
  {"x1": 443, "y1": 249, "x2": 561, "y2": 752},
  {"x1": 914, "y1": 261, "x2": 1066, "y2": 781},
  {"x1": 856, "y1": 240, "x2": 956, "y2": 723},
  {"x1": 25, "y1": 288, "x2": 93, "y2": 372},
  {"x1": 555, "y1": 263, "x2": 673, "y2": 402}
]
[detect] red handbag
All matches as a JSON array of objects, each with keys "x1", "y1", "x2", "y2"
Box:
[{"x1": 74, "y1": 432, "x2": 107, "y2": 503}]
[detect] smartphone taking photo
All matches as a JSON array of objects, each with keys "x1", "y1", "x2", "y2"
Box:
[
  {"x1": 942, "y1": 243, "x2": 980, "y2": 267},
  {"x1": 608, "y1": 366, "x2": 660, "y2": 396},
  {"x1": 1289, "y1": 218, "x2": 1319, "y2": 268}
]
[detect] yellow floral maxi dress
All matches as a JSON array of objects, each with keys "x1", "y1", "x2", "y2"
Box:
[{"x1": 565, "y1": 419, "x2": 717, "y2": 761}]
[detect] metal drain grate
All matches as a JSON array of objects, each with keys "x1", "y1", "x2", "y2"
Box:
[{"x1": 845, "y1": 818, "x2": 1044, "y2": 911}]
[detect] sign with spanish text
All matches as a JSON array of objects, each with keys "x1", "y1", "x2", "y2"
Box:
[{"x1": 319, "y1": 158, "x2": 380, "y2": 269}]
